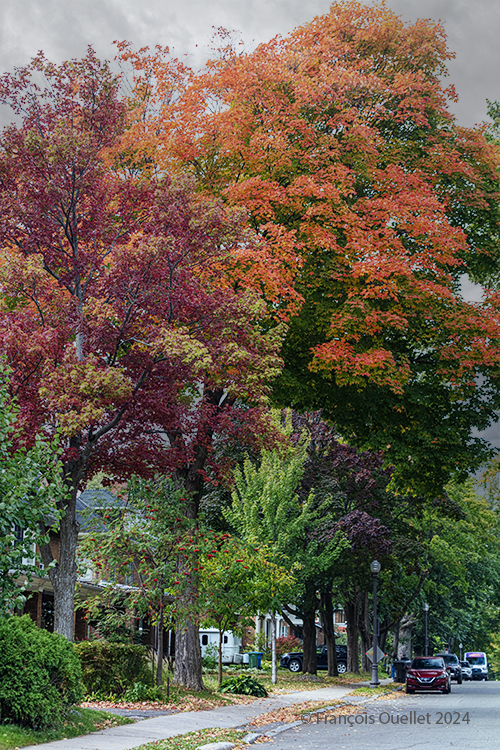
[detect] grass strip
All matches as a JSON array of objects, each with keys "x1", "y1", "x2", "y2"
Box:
[
  {"x1": 0, "y1": 707, "x2": 133, "y2": 750},
  {"x1": 124, "y1": 727, "x2": 249, "y2": 750}
]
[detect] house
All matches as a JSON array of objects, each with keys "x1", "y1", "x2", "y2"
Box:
[
  {"x1": 15, "y1": 488, "x2": 134, "y2": 642},
  {"x1": 242, "y1": 607, "x2": 347, "y2": 649}
]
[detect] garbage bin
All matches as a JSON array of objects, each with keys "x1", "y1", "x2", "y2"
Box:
[
  {"x1": 393, "y1": 660, "x2": 410, "y2": 683},
  {"x1": 248, "y1": 651, "x2": 259, "y2": 668},
  {"x1": 257, "y1": 652, "x2": 262, "y2": 668}
]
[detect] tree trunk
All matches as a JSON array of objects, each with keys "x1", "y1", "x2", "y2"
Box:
[
  {"x1": 379, "y1": 618, "x2": 389, "y2": 654},
  {"x1": 397, "y1": 613, "x2": 415, "y2": 660},
  {"x1": 271, "y1": 613, "x2": 277, "y2": 685},
  {"x1": 174, "y1": 616, "x2": 204, "y2": 690},
  {"x1": 156, "y1": 607, "x2": 164, "y2": 687},
  {"x1": 302, "y1": 609, "x2": 317, "y2": 674},
  {"x1": 173, "y1": 434, "x2": 218, "y2": 690},
  {"x1": 218, "y1": 626, "x2": 224, "y2": 687},
  {"x1": 360, "y1": 590, "x2": 371, "y2": 673},
  {"x1": 40, "y1": 484, "x2": 79, "y2": 641},
  {"x1": 344, "y1": 597, "x2": 360, "y2": 673},
  {"x1": 392, "y1": 619, "x2": 400, "y2": 660},
  {"x1": 320, "y1": 589, "x2": 338, "y2": 677}
]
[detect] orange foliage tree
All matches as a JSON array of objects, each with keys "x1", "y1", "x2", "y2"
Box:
[{"x1": 120, "y1": 1, "x2": 500, "y2": 495}]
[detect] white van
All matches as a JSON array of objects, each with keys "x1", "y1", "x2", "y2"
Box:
[
  {"x1": 465, "y1": 651, "x2": 489, "y2": 681},
  {"x1": 199, "y1": 628, "x2": 241, "y2": 663}
]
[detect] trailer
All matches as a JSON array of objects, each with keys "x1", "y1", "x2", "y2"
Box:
[{"x1": 199, "y1": 628, "x2": 242, "y2": 663}]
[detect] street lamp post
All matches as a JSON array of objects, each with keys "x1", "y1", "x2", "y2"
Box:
[
  {"x1": 370, "y1": 560, "x2": 381, "y2": 687},
  {"x1": 424, "y1": 603, "x2": 429, "y2": 655},
  {"x1": 459, "y1": 642, "x2": 463, "y2": 661}
]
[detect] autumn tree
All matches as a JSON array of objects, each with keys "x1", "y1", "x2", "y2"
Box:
[
  {"x1": 0, "y1": 48, "x2": 284, "y2": 662},
  {"x1": 123, "y1": 1, "x2": 500, "y2": 495}
]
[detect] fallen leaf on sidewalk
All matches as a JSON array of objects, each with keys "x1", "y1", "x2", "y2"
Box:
[{"x1": 249, "y1": 700, "x2": 341, "y2": 727}]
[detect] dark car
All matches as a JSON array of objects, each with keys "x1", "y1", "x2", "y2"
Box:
[
  {"x1": 405, "y1": 656, "x2": 451, "y2": 694},
  {"x1": 434, "y1": 652, "x2": 462, "y2": 683},
  {"x1": 280, "y1": 644, "x2": 348, "y2": 673}
]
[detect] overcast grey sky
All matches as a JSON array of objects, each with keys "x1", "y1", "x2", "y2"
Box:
[{"x1": 1, "y1": 0, "x2": 499, "y2": 127}]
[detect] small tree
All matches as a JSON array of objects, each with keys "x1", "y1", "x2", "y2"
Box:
[
  {"x1": 200, "y1": 538, "x2": 294, "y2": 685},
  {"x1": 80, "y1": 476, "x2": 194, "y2": 687}
]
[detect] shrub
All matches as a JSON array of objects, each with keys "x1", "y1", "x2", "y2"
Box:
[
  {"x1": 275, "y1": 635, "x2": 302, "y2": 657},
  {"x1": 202, "y1": 642, "x2": 218, "y2": 669},
  {"x1": 0, "y1": 615, "x2": 83, "y2": 729},
  {"x1": 75, "y1": 640, "x2": 150, "y2": 697},
  {"x1": 218, "y1": 675, "x2": 268, "y2": 697},
  {"x1": 123, "y1": 682, "x2": 164, "y2": 702}
]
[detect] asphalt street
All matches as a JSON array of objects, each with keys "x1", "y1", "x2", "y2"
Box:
[{"x1": 265, "y1": 679, "x2": 500, "y2": 750}]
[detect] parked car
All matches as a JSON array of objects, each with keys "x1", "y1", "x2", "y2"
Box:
[
  {"x1": 405, "y1": 656, "x2": 451, "y2": 694},
  {"x1": 434, "y1": 652, "x2": 462, "y2": 684},
  {"x1": 280, "y1": 644, "x2": 348, "y2": 673},
  {"x1": 460, "y1": 660, "x2": 472, "y2": 681}
]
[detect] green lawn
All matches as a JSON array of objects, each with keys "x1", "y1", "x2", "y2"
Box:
[{"x1": 0, "y1": 707, "x2": 133, "y2": 750}]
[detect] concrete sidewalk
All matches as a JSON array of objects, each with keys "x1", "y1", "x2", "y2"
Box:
[{"x1": 22, "y1": 685, "x2": 358, "y2": 750}]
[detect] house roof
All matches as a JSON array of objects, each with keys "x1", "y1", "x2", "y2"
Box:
[{"x1": 77, "y1": 488, "x2": 125, "y2": 531}]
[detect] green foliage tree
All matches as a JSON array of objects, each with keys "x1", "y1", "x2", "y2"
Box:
[
  {"x1": 414, "y1": 480, "x2": 500, "y2": 655},
  {"x1": 226, "y1": 415, "x2": 347, "y2": 675},
  {"x1": 199, "y1": 537, "x2": 294, "y2": 685},
  {"x1": 0, "y1": 365, "x2": 64, "y2": 618}
]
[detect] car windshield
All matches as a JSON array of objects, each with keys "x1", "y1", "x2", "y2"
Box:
[
  {"x1": 438, "y1": 654, "x2": 458, "y2": 665},
  {"x1": 466, "y1": 656, "x2": 486, "y2": 665},
  {"x1": 411, "y1": 658, "x2": 443, "y2": 669}
]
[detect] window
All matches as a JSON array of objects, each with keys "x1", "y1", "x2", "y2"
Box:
[
  {"x1": 223, "y1": 635, "x2": 228, "y2": 644},
  {"x1": 201, "y1": 634, "x2": 208, "y2": 646},
  {"x1": 14, "y1": 525, "x2": 24, "y2": 544},
  {"x1": 124, "y1": 562, "x2": 133, "y2": 586}
]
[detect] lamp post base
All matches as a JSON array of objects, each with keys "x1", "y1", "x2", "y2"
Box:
[{"x1": 370, "y1": 663, "x2": 380, "y2": 687}]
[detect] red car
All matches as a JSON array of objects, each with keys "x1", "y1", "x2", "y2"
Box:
[{"x1": 405, "y1": 657, "x2": 451, "y2": 694}]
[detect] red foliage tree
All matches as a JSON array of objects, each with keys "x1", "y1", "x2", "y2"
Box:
[{"x1": 0, "y1": 49, "x2": 283, "y2": 662}]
